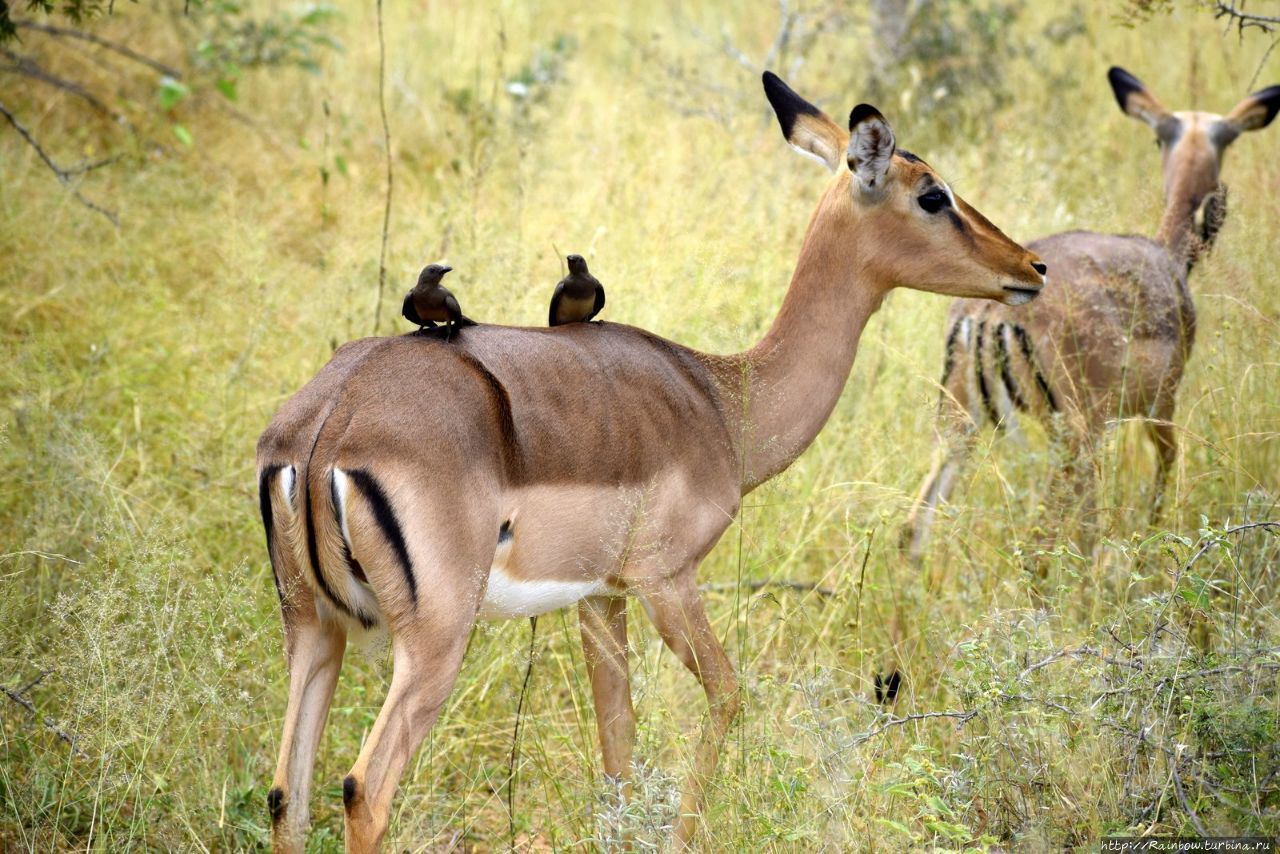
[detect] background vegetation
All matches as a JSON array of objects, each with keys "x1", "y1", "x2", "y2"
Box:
[{"x1": 2, "y1": 0, "x2": 1278, "y2": 849}]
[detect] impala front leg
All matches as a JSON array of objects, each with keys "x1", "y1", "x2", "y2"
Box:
[{"x1": 642, "y1": 573, "x2": 741, "y2": 848}]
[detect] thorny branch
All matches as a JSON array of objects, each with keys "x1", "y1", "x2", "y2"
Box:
[{"x1": 0, "y1": 100, "x2": 119, "y2": 224}]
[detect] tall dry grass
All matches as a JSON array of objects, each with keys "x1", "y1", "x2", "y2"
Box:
[{"x1": 1, "y1": 1, "x2": 1277, "y2": 849}]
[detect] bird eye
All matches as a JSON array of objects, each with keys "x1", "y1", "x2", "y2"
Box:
[{"x1": 917, "y1": 189, "x2": 950, "y2": 214}]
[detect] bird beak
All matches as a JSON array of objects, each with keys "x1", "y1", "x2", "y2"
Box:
[{"x1": 442, "y1": 266, "x2": 453, "y2": 273}]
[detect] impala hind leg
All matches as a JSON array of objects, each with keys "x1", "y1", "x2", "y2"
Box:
[
  {"x1": 642, "y1": 576, "x2": 740, "y2": 848},
  {"x1": 580, "y1": 595, "x2": 636, "y2": 793},
  {"x1": 270, "y1": 604, "x2": 347, "y2": 853},
  {"x1": 341, "y1": 609, "x2": 476, "y2": 852}
]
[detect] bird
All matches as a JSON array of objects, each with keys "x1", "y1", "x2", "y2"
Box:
[
  {"x1": 548, "y1": 254, "x2": 606, "y2": 326},
  {"x1": 401, "y1": 264, "x2": 473, "y2": 340}
]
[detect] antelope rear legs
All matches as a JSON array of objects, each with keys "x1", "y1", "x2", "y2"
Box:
[
  {"x1": 642, "y1": 575, "x2": 741, "y2": 847},
  {"x1": 341, "y1": 617, "x2": 475, "y2": 852},
  {"x1": 270, "y1": 608, "x2": 346, "y2": 853}
]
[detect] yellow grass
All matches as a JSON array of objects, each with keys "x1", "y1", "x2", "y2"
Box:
[{"x1": 1, "y1": 1, "x2": 1278, "y2": 850}]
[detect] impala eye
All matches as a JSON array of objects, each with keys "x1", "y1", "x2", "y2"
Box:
[{"x1": 917, "y1": 188, "x2": 950, "y2": 214}]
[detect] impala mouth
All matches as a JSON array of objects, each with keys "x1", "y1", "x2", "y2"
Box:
[{"x1": 1002, "y1": 285, "x2": 1042, "y2": 306}]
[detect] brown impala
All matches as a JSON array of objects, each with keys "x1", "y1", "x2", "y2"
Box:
[
  {"x1": 901, "y1": 67, "x2": 1280, "y2": 566},
  {"x1": 256, "y1": 72, "x2": 1046, "y2": 851}
]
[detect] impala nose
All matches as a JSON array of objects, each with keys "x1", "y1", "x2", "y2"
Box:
[{"x1": 1031, "y1": 261, "x2": 1048, "y2": 276}]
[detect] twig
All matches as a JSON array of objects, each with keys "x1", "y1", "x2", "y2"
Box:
[
  {"x1": 1214, "y1": 1, "x2": 1280, "y2": 33},
  {"x1": 13, "y1": 19, "x2": 181, "y2": 78},
  {"x1": 1170, "y1": 754, "x2": 1210, "y2": 836},
  {"x1": 371, "y1": 0, "x2": 393, "y2": 335},
  {"x1": 507, "y1": 615, "x2": 537, "y2": 845},
  {"x1": 0, "y1": 100, "x2": 119, "y2": 225},
  {"x1": 1018, "y1": 645, "x2": 1144, "y2": 681},
  {"x1": 2, "y1": 679, "x2": 90, "y2": 761},
  {"x1": 849, "y1": 709, "x2": 978, "y2": 747},
  {"x1": 700, "y1": 579, "x2": 836, "y2": 597},
  {"x1": 0, "y1": 47, "x2": 134, "y2": 133}
]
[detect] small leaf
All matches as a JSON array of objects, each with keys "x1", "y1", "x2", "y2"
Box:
[
  {"x1": 334, "y1": 155, "x2": 348, "y2": 176},
  {"x1": 158, "y1": 76, "x2": 190, "y2": 111},
  {"x1": 173, "y1": 125, "x2": 194, "y2": 147},
  {"x1": 215, "y1": 78, "x2": 238, "y2": 101}
]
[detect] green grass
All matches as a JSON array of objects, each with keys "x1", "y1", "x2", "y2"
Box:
[{"x1": 2, "y1": 1, "x2": 1278, "y2": 850}]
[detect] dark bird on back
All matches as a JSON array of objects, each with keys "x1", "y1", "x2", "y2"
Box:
[
  {"x1": 548, "y1": 254, "x2": 606, "y2": 326},
  {"x1": 401, "y1": 264, "x2": 474, "y2": 340}
]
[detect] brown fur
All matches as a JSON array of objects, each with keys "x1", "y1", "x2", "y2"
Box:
[{"x1": 257, "y1": 73, "x2": 1045, "y2": 852}]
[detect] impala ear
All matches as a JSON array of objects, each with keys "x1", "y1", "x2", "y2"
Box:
[
  {"x1": 847, "y1": 104, "x2": 895, "y2": 192},
  {"x1": 1108, "y1": 66, "x2": 1170, "y2": 129},
  {"x1": 1223, "y1": 84, "x2": 1280, "y2": 133},
  {"x1": 763, "y1": 71, "x2": 848, "y2": 172}
]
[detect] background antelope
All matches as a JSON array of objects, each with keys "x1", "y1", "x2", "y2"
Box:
[
  {"x1": 901, "y1": 66, "x2": 1280, "y2": 565},
  {"x1": 255, "y1": 71, "x2": 1045, "y2": 851}
]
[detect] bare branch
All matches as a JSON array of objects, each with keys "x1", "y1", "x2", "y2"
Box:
[
  {"x1": 700, "y1": 579, "x2": 837, "y2": 597},
  {"x1": 13, "y1": 19, "x2": 181, "y2": 78},
  {"x1": 0, "y1": 46, "x2": 135, "y2": 133},
  {"x1": 0, "y1": 100, "x2": 120, "y2": 225},
  {"x1": 1214, "y1": 1, "x2": 1280, "y2": 33},
  {"x1": 2, "y1": 678, "x2": 90, "y2": 761},
  {"x1": 850, "y1": 709, "x2": 979, "y2": 747}
]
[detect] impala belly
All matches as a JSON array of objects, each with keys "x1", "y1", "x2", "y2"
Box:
[
  {"x1": 477, "y1": 568, "x2": 616, "y2": 620},
  {"x1": 475, "y1": 481, "x2": 696, "y2": 621}
]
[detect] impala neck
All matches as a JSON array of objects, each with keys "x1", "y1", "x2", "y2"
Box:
[
  {"x1": 731, "y1": 185, "x2": 887, "y2": 492},
  {"x1": 1155, "y1": 152, "x2": 1219, "y2": 269}
]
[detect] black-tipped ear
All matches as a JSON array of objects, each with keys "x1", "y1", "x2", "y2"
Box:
[
  {"x1": 847, "y1": 104, "x2": 895, "y2": 190},
  {"x1": 1107, "y1": 66, "x2": 1146, "y2": 112},
  {"x1": 1107, "y1": 65, "x2": 1169, "y2": 127},
  {"x1": 1226, "y1": 84, "x2": 1280, "y2": 132},
  {"x1": 848, "y1": 103, "x2": 885, "y2": 131},
  {"x1": 762, "y1": 71, "x2": 821, "y2": 140}
]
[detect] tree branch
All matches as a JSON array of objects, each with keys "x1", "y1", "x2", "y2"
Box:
[
  {"x1": 13, "y1": 19, "x2": 181, "y2": 78},
  {"x1": 1214, "y1": 1, "x2": 1280, "y2": 33},
  {"x1": 0, "y1": 100, "x2": 119, "y2": 225},
  {"x1": 0, "y1": 46, "x2": 135, "y2": 133}
]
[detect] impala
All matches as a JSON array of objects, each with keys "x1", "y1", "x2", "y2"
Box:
[
  {"x1": 901, "y1": 67, "x2": 1280, "y2": 566},
  {"x1": 256, "y1": 72, "x2": 1046, "y2": 851}
]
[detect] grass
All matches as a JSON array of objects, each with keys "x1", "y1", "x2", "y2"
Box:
[{"x1": 1, "y1": 0, "x2": 1278, "y2": 850}]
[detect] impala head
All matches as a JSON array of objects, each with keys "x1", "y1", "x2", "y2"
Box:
[
  {"x1": 762, "y1": 71, "x2": 1046, "y2": 306},
  {"x1": 566, "y1": 254, "x2": 588, "y2": 275},
  {"x1": 1108, "y1": 66, "x2": 1280, "y2": 232},
  {"x1": 417, "y1": 263, "x2": 453, "y2": 287}
]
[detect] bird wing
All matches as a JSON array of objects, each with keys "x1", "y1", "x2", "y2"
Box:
[
  {"x1": 548, "y1": 281, "x2": 566, "y2": 326},
  {"x1": 444, "y1": 292, "x2": 463, "y2": 323},
  {"x1": 401, "y1": 292, "x2": 422, "y2": 325},
  {"x1": 590, "y1": 283, "x2": 606, "y2": 320}
]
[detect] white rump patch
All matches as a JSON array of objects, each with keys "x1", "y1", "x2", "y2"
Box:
[
  {"x1": 331, "y1": 468, "x2": 353, "y2": 548},
  {"x1": 279, "y1": 465, "x2": 296, "y2": 512}
]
